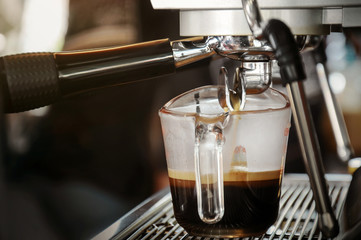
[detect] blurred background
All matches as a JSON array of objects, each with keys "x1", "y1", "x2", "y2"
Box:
[{"x1": 0, "y1": 0, "x2": 360, "y2": 239}]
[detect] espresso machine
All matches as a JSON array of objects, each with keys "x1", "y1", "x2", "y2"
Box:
[{"x1": 0, "y1": 0, "x2": 361, "y2": 239}]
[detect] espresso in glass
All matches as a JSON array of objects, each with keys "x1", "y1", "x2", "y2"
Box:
[
  {"x1": 168, "y1": 169, "x2": 282, "y2": 238},
  {"x1": 159, "y1": 86, "x2": 291, "y2": 238}
]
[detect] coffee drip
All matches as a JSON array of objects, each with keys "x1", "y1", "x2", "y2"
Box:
[{"x1": 217, "y1": 60, "x2": 272, "y2": 112}]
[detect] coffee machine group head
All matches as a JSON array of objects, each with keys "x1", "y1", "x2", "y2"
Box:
[
  {"x1": 155, "y1": 0, "x2": 361, "y2": 95},
  {"x1": 152, "y1": 0, "x2": 361, "y2": 238},
  {"x1": 160, "y1": 0, "x2": 361, "y2": 108}
]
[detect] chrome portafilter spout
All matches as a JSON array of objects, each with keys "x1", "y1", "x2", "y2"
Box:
[
  {"x1": 217, "y1": 67, "x2": 246, "y2": 112},
  {"x1": 241, "y1": 0, "x2": 339, "y2": 238},
  {"x1": 217, "y1": 57, "x2": 272, "y2": 111}
]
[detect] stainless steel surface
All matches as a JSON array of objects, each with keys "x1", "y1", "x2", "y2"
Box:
[
  {"x1": 171, "y1": 35, "x2": 319, "y2": 69},
  {"x1": 316, "y1": 63, "x2": 354, "y2": 162},
  {"x1": 93, "y1": 174, "x2": 351, "y2": 240},
  {"x1": 151, "y1": 0, "x2": 361, "y2": 36},
  {"x1": 343, "y1": 7, "x2": 361, "y2": 27},
  {"x1": 171, "y1": 37, "x2": 218, "y2": 68},
  {"x1": 92, "y1": 188, "x2": 171, "y2": 240},
  {"x1": 242, "y1": 0, "x2": 264, "y2": 38},
  {"x1": 242, "y1": 60, "x2": 271, "y2": 94},
  {"x1": 286, "y1": 82, "x2": 339, "y2": 237},
  {"x1": 217, "y1": 61, "x2": 270, "y2": 111},
  {"x1": 171, "y1": 36, "x2": 273, "y2": 68},
  {"x1": 151, "y1": 0, "x2": 361, "y2": 9},
  {"x1": 178, "y1": 9, "x2": 329, "y2": 36},
  {"x1": 215, "y1": 36, "x2": 273, "y2": 60}
]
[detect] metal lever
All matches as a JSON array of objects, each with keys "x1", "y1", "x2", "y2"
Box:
[
  {"x1": 313, "y1": 42, "x2": 354, "y2": 162},
  {"x1": 265, "y1": 19, "x2": 339, "y2": 240},
  {"x1": 314, "y1": 42, "x2": 361, "y2": 173},
  {"x1": 241, "y1": 0, "x2": 339, "y2": 237},
  {"x1": 287, "y1": 81, "x2": 339, "y2": 237}
]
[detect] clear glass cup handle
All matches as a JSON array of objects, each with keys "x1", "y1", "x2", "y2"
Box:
[{"x1": 194, "y1": 120, "x2": 225, "y2": 224}]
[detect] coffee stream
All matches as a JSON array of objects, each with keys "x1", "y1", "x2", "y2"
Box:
[{"x1": 218, "y1": 66, "x2": 246, "y2": 112}]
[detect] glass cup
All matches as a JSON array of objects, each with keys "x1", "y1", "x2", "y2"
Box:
[{"x1": 159, "y1": 85, "x2": 291, "y2": 238}]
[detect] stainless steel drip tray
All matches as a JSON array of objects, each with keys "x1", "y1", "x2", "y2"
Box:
[{"x1": 93, "y1": 174, "x2": 351, "y2": 240}]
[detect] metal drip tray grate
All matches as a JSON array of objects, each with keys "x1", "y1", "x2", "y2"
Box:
[{"x1": 94, "y1": 174, "x2": 351, "y2": 240}]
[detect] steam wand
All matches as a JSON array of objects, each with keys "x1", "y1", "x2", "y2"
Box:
[{"x1": 241, "y1": 0, "x2": 339, "y2": 237}]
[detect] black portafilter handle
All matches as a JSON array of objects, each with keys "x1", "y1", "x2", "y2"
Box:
[
  {"x1": 0, "y1": 39, "x2": 175, "y2": 113},
  {"x1": 262, "y1": 19, "x2": 339, "y2": 238}
]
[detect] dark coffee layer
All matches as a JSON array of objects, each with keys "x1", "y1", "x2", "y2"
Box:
[{"x1": 169, "y1": 170, "x2": 282, "y2": 238}]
